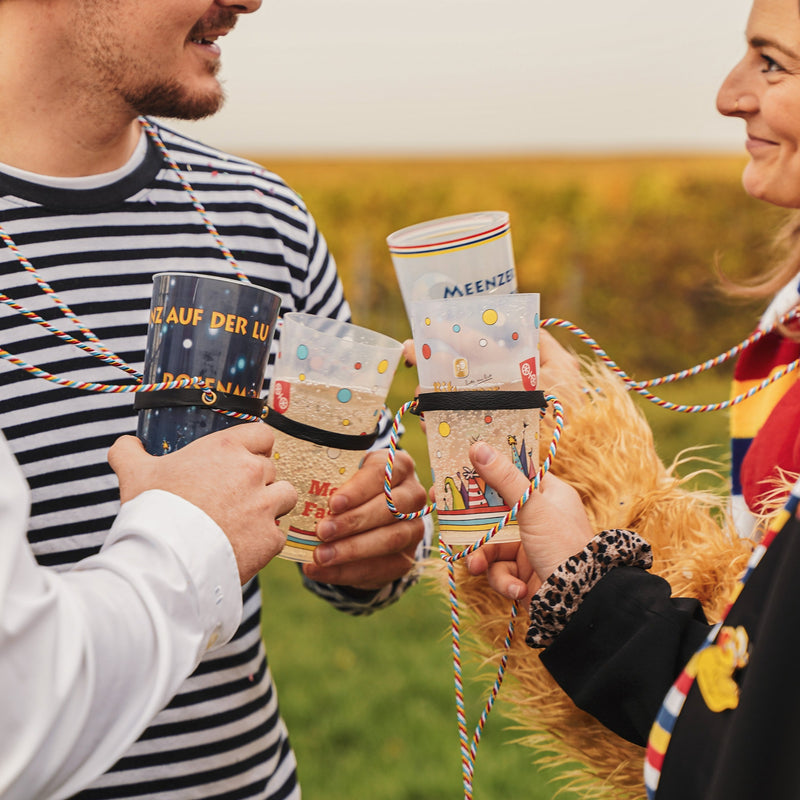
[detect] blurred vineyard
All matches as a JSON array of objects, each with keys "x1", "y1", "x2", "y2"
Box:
[
  {"x1": 256, "y1": 153, "x2": 786, "y2": 376},
  {"x1": 252, "y1": 154, "x2": 789, "y2": 800}
]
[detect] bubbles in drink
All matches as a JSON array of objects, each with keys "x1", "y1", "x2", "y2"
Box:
[{"x1": 267, "y1": 380, "x2": 384, "y2": 562}]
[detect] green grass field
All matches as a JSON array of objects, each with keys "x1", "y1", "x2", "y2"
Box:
[{"x1": 254, "y1": 152, "x2": 763, "y2": 798}]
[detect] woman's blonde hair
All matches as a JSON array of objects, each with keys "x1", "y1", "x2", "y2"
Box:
[{"x1": 721, "y1": 208, "x2": 800, "y2": 301}]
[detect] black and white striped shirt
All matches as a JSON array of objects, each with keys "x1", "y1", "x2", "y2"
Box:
[{"x1": 0, "y1": 120, "x2": 415, "y2": 800}]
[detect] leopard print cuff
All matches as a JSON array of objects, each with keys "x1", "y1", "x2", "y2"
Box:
[{"x1": 525, "y1": 529, "x2": 652, "y2": 649}]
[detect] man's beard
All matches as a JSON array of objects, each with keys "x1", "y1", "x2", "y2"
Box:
[
  {"x1": 85, "y1": 8, "x2": 237, "y2": 121},
  {"x1": 123, "y1": 64, "x2": 227, "y2": 121}
]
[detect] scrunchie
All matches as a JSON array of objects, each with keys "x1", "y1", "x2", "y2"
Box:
[{"x1": 525, "y1": 529, "x2": 652, "y2": 648}]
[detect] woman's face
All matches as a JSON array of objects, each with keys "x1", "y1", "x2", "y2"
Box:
[{"x1": 718, "y1": 0, "x2": 800, "y2": 208}]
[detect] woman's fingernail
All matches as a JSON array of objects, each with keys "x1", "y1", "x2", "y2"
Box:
[{"x1": 472, "y1": 441, "x2": 496, "y2": 466}]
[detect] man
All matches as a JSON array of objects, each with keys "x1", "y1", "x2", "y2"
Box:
[
  {"x1": 2, "y1": 425, "x2": 297, "y2": 800},
  {"x1": 0, "y1": 1, "x2": 428, "y2": 798}
]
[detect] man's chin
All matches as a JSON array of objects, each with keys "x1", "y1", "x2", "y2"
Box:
[{"x1": 130, "y1": 84, "x2": 226, "y2": 121}]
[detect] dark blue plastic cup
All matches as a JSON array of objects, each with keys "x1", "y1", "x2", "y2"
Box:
[{"x1": 136, "y1": 272, "x2": 281, "y2": 455}]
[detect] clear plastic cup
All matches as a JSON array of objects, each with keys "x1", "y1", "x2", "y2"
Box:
[
  {"x1": 387, "y1": 211, "x2": 517, "y2": 318},
  {"x1": 409, "y1": 294, "x2": 541, "y2": 547},
  {"x1": 266, "y1": 313, "x2": 403, "y2": 562}
]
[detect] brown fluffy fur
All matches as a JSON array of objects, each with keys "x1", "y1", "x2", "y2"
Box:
[{"x1": 425, "y1": 362, "x2": 758, "y2": 798}]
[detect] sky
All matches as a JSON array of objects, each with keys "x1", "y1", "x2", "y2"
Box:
[{"x1": 174, "y1": 0, "x2": 755, "y2": 157}]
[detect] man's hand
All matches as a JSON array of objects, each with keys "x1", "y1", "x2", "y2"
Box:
[
  {"x1": 108, "y1": 424, "x2": 298, "y2": 584},
  {"x1": 301, "y1": 449, "x2": 427, "y2": 590}
]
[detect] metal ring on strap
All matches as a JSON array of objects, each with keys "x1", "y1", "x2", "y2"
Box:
[
  {"x1": 263, "y1": 406, "x2": 380, "y2": 450},
  {"x1": 412, "y1": 390, "x2": 547, "y2": 414},
  {"x1": 133, "y1": 388, "x2": 266, "y2": 416}
]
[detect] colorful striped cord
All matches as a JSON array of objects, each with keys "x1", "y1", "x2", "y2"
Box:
[
  {"x1": 0, "y1": 346, "x2": 265, "y2": 424},
  {"x1": 0, "y1": 292, "x2": 141, "y2": 378},
  {"x1": 542, "y1": 312, "x2": 800, "y2": 413},
  {"x1": 0, "y1": 121, "x2": 263, "y2": 417},
  {"x1": 0, "y1": 347, "x2": 203, "y2": 394},
  {"x1": 140, "y1": 118, "x2": 252, "y2": 287},
  {"x1": 383, "y1": 399, "x2": 437, "y2": 520},
  {"x1": 444, "y1": 547, "x2": 518, "y2": 800},
  {"x1": 0, "y1": 229, "x2": 136, "y2": 374},
  {"x1": 382, "y1": 394, "x2": 563, "y2": 800},
  {"x1": 0, "y1": 118, "x2": 253, "y2": 387},
  {"x1": 439, "y1": 396, "x2": 562, "y2": 800}
]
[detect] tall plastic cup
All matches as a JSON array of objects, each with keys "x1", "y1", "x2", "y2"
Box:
[
  {"x1": 136, "y1": 272, "x2": 281, "y2": 455},
  {"x1": 410, "y1": 294, "x2": 541, "y2": 547},
  {"x1": 265, "y1": 313, "x2": 403, "y2": 562},
  {"x1": 387, "y1": 211, "x2": 517, "y2": 317}
]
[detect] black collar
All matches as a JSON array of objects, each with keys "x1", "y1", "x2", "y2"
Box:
[{"x1": 0, "y1": 133, "x2": 165, "y2": 213}]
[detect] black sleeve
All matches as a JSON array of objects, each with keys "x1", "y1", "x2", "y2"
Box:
[{"x1": 540, "y1": 566, "x2": 711, "y2": 745}]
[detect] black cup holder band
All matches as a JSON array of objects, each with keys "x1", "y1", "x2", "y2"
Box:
[
  {"x1": 412, "y1": 390, "x2": 547, "y2": 414},
  {"x1": 133, "y1": 388, "x2": 265, "y2": 416},
  {"x1": 263, "y1": 406, "x2": 380, "y2": 450}
]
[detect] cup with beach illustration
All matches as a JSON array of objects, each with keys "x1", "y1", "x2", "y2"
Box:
[
  {"x1": 409, "y1": 293, "x2": 542, "y2": 548},
  {"x1": 265, "y1": 312, "x2": 403, "y2": 562},
  {"x1": 387, "y1": 211, "x2": 517, "y2": 317},
  {"x1": 136, "y1": 272, "x2": 281, "y2": 455}
]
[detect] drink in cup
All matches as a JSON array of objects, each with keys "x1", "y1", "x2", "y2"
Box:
[
  {"x1": 266, "y1": 312, "x2": 403, "y2": 562},
  {"x1": 410, "y1": 293, "x2": 541, "y2": 547}
]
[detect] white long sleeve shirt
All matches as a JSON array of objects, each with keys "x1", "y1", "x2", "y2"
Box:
[{"x1": 0, "y1": 436, "x2": 243, "y2": 800}]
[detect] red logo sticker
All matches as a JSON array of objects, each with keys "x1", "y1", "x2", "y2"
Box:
[
  {"x1": 273, "y1": 380, "x2": 291, "y2": 413},
  {"x1": 520, "y1": 356, "x2": 538, "y2": 390}
]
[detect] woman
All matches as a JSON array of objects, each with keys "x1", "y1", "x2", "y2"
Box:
[{"x1": 466, "y1": 1, "x2": 800, "y2": 797}]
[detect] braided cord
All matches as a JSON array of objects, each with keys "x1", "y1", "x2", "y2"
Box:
[
  {"x1": 441, "y1": 397, "x2": 563, "y2": 800},
  {"x1": 383, "y1": 399, "x2": 437, "y2": 520},
  {"x1": 381, "y1": 395, "x2": 563, "y2": 799},
  {"x1": 0, "y1": 347, "x2": 201, "y2": 394},
  {"x1": 543, "y1": 312, "x2": 800, "y2": 412},
  {"x1": 0, "y1": 292, "x2": 141, "y2": 378},
  {"x1": 139, "y1": 118, "x2": 251, "y2": 286},
  {"x1": 0, "y1": 118, "x2": 267, "y2": 419},
  {"x1": 446, "y1": 554, "x2": 518, "y2": 800},
  {"x1": 0, "y1": 228, "x2": 136, "y2": 374}
]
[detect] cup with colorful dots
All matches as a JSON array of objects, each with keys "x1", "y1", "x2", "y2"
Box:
[
  {"x1": 265, "y1": 312, "x2": 403, "y2": 562},
  {"x1": 387, "y1": 211, "x2": 517, "y2": 320},
  {"x1": 409, "y1": 294, "x2": 542, "y2": 548}
]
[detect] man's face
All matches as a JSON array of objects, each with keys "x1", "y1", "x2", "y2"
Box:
[{"x1": 75, "y1": 0, "x2": 259, "y2": 120}]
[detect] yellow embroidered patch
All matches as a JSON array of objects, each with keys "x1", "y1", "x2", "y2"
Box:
[{"x1": 696, "y1": 625, "x2": 750, "y2": 713}]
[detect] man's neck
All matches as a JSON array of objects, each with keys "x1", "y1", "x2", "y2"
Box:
[{"x1": 0, "y1": 111, "x2": 143, "y2": 178}]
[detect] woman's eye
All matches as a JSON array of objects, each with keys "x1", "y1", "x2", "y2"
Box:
[{"x1": 761, "y1": 54, "x2": 785, "y2": 74}]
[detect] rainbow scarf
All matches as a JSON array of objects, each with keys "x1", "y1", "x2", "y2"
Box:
[
  {"x1": 644, "y1": 477, "x2": 800, "y2": 797},
  {"x1": 729, "y1": 275, "x2": 800, "y2": 536},
  {"x1": 644, "y1": 274, "x2": 800, "y2": 796}
]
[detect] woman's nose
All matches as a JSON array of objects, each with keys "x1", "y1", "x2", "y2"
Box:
[{"x1": 717, "y1": 57, "x2": 757, "y2": 117}]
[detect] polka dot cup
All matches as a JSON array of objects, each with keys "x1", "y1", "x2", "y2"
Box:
[
  {"x1": 409, "y1": 294, "x2": 540, "y2": 547},
  {"x1": 267, "y1": 313, "x2": 403, "y2": 562}
]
